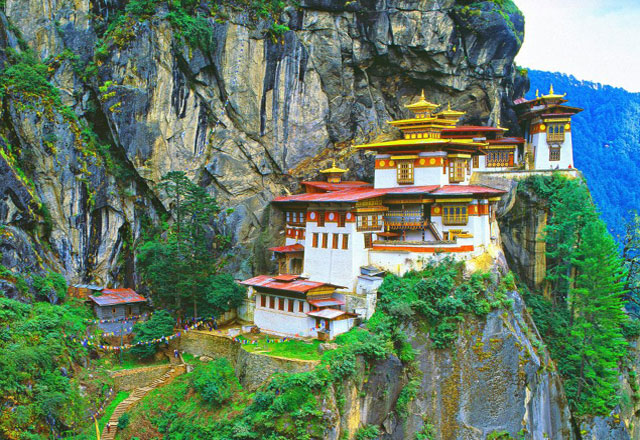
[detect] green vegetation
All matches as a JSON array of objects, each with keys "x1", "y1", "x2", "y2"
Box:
[
  {"x1": 354, "y1": 425, "x2": 380, "y2": 440},
  {"x1": 191, "y1": 358, "x2": 237, "y2": 405},
  {"x1": 455, "y1": 0, "x2": 523, "y2": 45},
  {"x1": 240, "y1": 335, "x2": 322, "y2": 360},
  {"x1": 120, "y1": 260, "x2": 515, "y2": 438},
  {"x1": 521, "y1": 174, "x2": 631, "y2": 416},
  {"x1": 94, "y1": 0, "x2": 291, "y2": 64},
  {"x1": 0, "y1": 297, "x2": 103, "y2": 438},
  {"x1": 129, "y1": 310, "x2": 176, "y2": 359},
  {"x1": 137, "y1": 172, "x2": 244, "y2": 319},
  {"x1": 370, "y1": 257, "x2": 513, "y2": 349},
  {"x1": 527, "y1": 69, "x2": 640, "y2": 240},
  {"x1": 117, "y1": 358, "x2": 251, "y2": 439}
]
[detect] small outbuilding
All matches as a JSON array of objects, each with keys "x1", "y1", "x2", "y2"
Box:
[{"x1": 88, "y1": 288, "x2": 147, "y2": 334}]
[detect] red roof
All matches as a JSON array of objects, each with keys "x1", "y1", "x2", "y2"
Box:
[
  {"x1": 442, "y1": 126, "x2": 506, "y2": 133},
  {"x1": 274, "y1": 185, "x2": 439, "y2": 203},
  {"x1": 240, "y1": 275, "x2": 344, "y2": 293},
  {"x1": 89, "y1": 288, "x2": 147, "y2": 306},
  {"x1": 431, "y1": 185, "x2": 505, "y2": 196},
  {"x1": 269, "y1": 244, "x2": 304, "y2": 253},
  {"x1": 274, "y1": 184, "x2": 504, "y2": 203},
  {"x1": 513, "y1": 97, "x2": 527, "y2": 105},
  {"x1": 306, "y1": 308, "x2": 357, "y2": 320},
  {"x1": 308, "y1": 298, "x2": 346, "y2": 307},
  {"x1": 487, "y1": 137, "x2": 526, "y2": 145},
  {"x1": 301, "y1": 181, "x2": 371, "y2": 192},
  {"x1": 273, "y1": 274, "x2": 300, "y2": 281}
]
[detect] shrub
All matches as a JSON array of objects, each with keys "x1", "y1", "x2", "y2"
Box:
[
  {"x1": 117, "y1": 412, "x2": 130, "y2": 429},
  {"x1": 191, "y1": 358, "x2": 238, "y2": 406}
]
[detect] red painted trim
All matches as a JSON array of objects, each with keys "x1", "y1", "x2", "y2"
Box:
[{"x1": 372, "y1": 245, "x2": 474, "y2": 253}]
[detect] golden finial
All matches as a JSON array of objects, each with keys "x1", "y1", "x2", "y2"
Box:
[
  {"x1": 448, "y1": 101, "x2": 452, "y2": 111},
  {"x1": 549, "y1": 84, "x2": 554, "y2": 95},
  {"x1": 420, "y1": 89, "x2": 425, "y2": 101},
  {"x1": 535, "y1": 89, "x2": 539, "y2": 98}
]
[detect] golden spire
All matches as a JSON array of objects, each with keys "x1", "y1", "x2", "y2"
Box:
[
  {"x1": 536, "y1": 89, "x2": 539, "y2": 98},
  {"x1": 421, "y1": 89, "x2": 425, "y2": 100},
  {"x1": 549, "y1": 84, "x2": 555, "y2": 95},
  {"x1": 320, "y1": 160, "x2": 349, "y2": 174}
]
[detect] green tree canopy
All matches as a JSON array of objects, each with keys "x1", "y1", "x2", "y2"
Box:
[
  {"x1": 130, "y1": 310, "x2": 175, "y2": 359},
  {"x1": 137, "y1": 171, "x2": 235, "y2": 319}
]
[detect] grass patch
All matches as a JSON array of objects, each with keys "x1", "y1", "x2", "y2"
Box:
[
  {"x1": 239, "y1": 335, "x2": 323, "y2": 361},
  {"x1": 94, "y1": 353, "x2": 170, "y2": 371}
]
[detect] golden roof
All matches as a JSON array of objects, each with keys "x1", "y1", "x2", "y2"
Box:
[
  {"x1": 541, "y1": 84, "x2": 567, "y2": 100},
  {"x1": 405, "y1": 90, "x2": 439, "y2": 112},
  {"x1": 436, "y1": 102, "x2": 466, "y2": 118},
  {"x1": 320, "y1": 160, "x2": 348, "y2": 173},
  {"x1": 353, "y1": 137, "x2": 488, "y2": 150}
]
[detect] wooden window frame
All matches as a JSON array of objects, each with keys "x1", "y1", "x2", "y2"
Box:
[
  {"x1": 549, "y1": 146, "x2": 561, "y2": 161},
  {"x1": 260, "y1": 295, "x2": 266, "y2": 308},
  {"x1": 287, "y1": 299, "x2": 294, "y2": 313},
  {"x1": 473, "y1": 155, "x2": 479, "y2": 168},
  {"x1": 298, "y1": 301, "x2": 304, "y2": 313},
  {"x1": 364, "y1": 233, "x2": 373, "y2": 249},
  {"x1": 342, "y1": 234, "x2": 349, "y2": 250},
  {"x1": 332, "y1": 233, "x2": 339, "y2": 249},
  {"x1": 278, "y1": 298, "x2": 285, "y2": 311},
  {"x1": 317, "y1": 213, "x2": 325, "y2": 227},
  {"x1": 322, "y1": 233, "x2": 328, "y2": 248},
  {"x1": 312, "y1": 233, "x2": 319, "y2": 248},
  {"x1": 337, "y1": 212, "x2": 346, "y2": 227},
  {"x1": 547, "y1": 124, "x2": 565, "y2": 143},
  {"x1": 448, "y1": 159, "x2": 467, "y2": 183},
  {"x1": 442, "y1": 205, "x2": 469, "y2": 226},
  {"x1": 486, "y1": 150, "x2": 511, "y2": 168},
  {"x1": 269, "y1": 296, "x2": 275, "y2": 309},
  {"x1": 396, "y1": 160, "x2": 414, "y2": 185}
]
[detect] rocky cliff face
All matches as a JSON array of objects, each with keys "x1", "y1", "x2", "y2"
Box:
[
  {"x1": 333, "y1": 290, "x2": 573, "y2": 440},
  {"x1": 0, "y1": 0, "x2": 524, "y2": 290}
]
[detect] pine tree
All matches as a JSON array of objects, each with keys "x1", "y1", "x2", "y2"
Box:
[{"x1": 562, "y1": 220, "x2": 628, "y2": 415}]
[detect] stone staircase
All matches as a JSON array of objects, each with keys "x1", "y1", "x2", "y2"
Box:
[{"x1": 100, "y1": 365, "x2": 186, "y2": 440}]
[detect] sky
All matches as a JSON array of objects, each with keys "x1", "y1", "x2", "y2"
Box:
[{"x1": 515, "y1": 0, "x2": 640, "y2": 92}]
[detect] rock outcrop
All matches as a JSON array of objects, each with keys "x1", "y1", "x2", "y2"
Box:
[
  {"x1": 0, "y1": 0, "x2": 524, "y2": 288},
  {"x1": 330, "y1": 290, "x2": 573, "y2": 439}
]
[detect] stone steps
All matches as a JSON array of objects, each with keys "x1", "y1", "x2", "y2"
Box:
[{"x1": 100, "y1": 366, "x2": 185, "y2": 440}]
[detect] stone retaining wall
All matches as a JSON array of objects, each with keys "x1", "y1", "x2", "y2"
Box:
[
  {"x1": 172, "y1": 331, "x2": 319, "y2": 391},
  {"x1": 108, "y1": 365, "x2": 172, "y2": 391}
]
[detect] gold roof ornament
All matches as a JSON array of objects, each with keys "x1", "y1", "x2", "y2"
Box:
[
  {"x1": 320, "y1": 160, "x2": 349, "y2": 174},
  {"x1": 436, "y1": 101, "x2": 466, "y2": 118},
  {"x1": 541, "y1": 84, "x2": 567, "y2": 99},
  {"x1": 405, "y1": 89, "x2": 439, "y2": 112},
  {"x1": 536, "y1": 89, "x2": 539, "y2": 98}
]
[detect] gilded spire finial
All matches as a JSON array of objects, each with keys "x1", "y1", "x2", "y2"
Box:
[
  {"x1": 549, "y1": 84, "x2": 555, "y2": 95},
  {"x1": 420, "y1": 89, "x2": 425, "y2": 101},
  {"x1": 535, "y1": 89, "x2": 539, "y2": 98}
]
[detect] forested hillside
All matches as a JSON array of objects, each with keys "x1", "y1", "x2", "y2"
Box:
[{"x1": 526, "y1": 70, "x2": 640, "y2": 239}]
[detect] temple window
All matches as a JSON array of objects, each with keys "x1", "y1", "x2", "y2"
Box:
[
  {"x1": 332, "y1": 233, "x2": 339, "y2": 249},
  {"x1": 337, "y1": 212, "x2": 346, "y2": 227},
  {"x1": 549, "y1": 146, "x2": 561, "y2": 161},
  {"x1": 473, "y1": 155, "x2": 479, "y2": 168},
  {"x1": 322, "y1": 233, "x2": 328, "y2": 248},
  {"x1": 547, "y1": 123, "x2": 565, "y2": 143},
  {"x1": 278, "y1": 298, "x2": 285, "y2": 311},
  {"x1": 364, "y1": 233, "x2": 373, "y2": 249},
  {"x1": 357, "y1": 214, "x2": 382, "y2": 231},
  {"x1": 448, "y1": 159, "x2": 467, "y2": 183},
  {"x1": 317, "y1": 213, "x2": 325, "y2": 227},
  {"x1": 397, "y1": 160, "x2": 414, "y2": 184},
  {"x1": 260, "y1": 295, "x2": 266, "y2": 307},
  {"x1": 288, "y1": 299, "x2": 294, "y2": 313},
  {"x1": 443, "y1": 205, "x2": 468, "y2": 225},
  {"x1": 312, "y1": 233, "x2": 319, "y2": 248},
  {"x1": 269, "y1": 296, "x2": 275, "y2": 309},
  {"x1": 486, "y1": 150, "x2": 511, "y2": 167},
  {"x1": 342, "y1": 234, "x2": 349, "y2": 250},
  {"x1": 298, "y1": 301, "x2": 304, "y2": 313}
]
